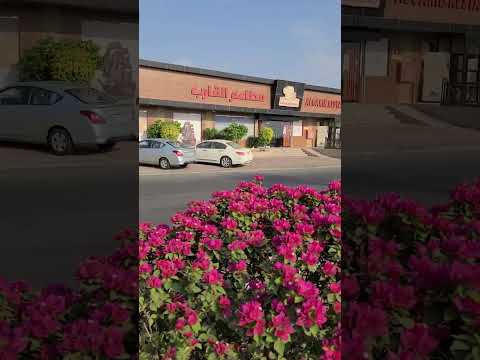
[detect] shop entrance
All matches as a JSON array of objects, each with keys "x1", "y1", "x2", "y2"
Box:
[
  {"x1": 342, "y1": 42, "x2": 361, "y2": 102},
  {"x1": 447, "y1": 53, "x2": 480, "y2": 105},
  {"x1": 261, "y1": 120, "x2": 292, "y2": 147}
]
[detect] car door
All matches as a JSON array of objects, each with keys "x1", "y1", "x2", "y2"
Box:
[
  {"x1": 25, "y1": 87, "x2": 63, "y2": 142},
  {"x1": 210, "y1": 142, "x2": 228, "y2": 162},
  {"x1": 195, "y1": 141, "x2": 213, "y2": 161},
  {"x1": 0, "y1": 86, "x2": 32, "y2": 140},
  {"x1": 150, "y1": 141, "x2": 167, "y2": 164},
  {"x1": 139, "y1": 140, "x2": 151, "y2": 164}
]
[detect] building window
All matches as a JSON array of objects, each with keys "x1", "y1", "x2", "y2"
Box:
[{"x1": 214, "y1": 115, "x2": 255, "y2": 137}]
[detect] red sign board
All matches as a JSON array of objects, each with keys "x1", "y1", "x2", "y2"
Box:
[
  {"x1": 304, "y1": 97, "x2": 341, "y2": 110},
  {"x1": 191, "y1": 85, "x2": 266, "y2": 103}
]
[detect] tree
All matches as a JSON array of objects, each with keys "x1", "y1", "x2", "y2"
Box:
[
  {"x1": 18, "y1": 37, "x2": 102, "y2": 83},
  {"x1": 258, "y1": 127, "x2": 274, "y2": 147},
  {"x1": 203, "y1": 128, "x2": 219, "y2": 140},
  {"x1": 221, "y1": 123, "x2": 248, "y2": 143},
  {"x1": 146, "y1": 119, "x2": 181, "y2": 141}
]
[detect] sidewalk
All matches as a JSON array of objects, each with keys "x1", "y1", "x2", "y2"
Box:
[{"x1": 251, "y1": 147, "x2": 309, "y2": 158}]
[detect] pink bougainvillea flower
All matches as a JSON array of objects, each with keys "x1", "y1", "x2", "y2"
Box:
[
  {"x1": 322, "y1": 261, "x2": 338, "y2": 277},
  {"x1": 147, "y1": 276, "x2": 162, "y2": 289},
  {"x1": 202, "y1": 269, "x2": 224, "y2": 286},
  {"x1": 272, "y1": 312, "x2": 294, "y2": 341}
]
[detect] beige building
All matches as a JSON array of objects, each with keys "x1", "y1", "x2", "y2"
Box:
[
  {"x1": 139, "y1": 60, "x2": 341, "y2": 148},
  {"x1": 0, "y1": 0, "x2": 138, "y2": 98},
  {"x1": 342, "y1": 0, "x2": 480, "y2": 105}
]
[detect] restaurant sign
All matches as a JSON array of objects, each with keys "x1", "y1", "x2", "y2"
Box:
[
  {"x1": 301, "y1": 90, "x2": 341, "y2": 115},
  {"x1": 273, "y1": 80, "x2": 305, "y2": 110},
  {"x1": 384, "y1": 0, "x2": 480, "y2": 25},
  {"x1": 191, "y1": 85, "x2": 266, "y2": 103}
]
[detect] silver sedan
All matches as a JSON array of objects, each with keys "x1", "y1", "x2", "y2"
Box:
[
  {"x1": 0, "y1": 81, "x2": 135, "y2": 155},
  {"x1": 139, "y1": 139, "x2": 196, "y2": 169}
]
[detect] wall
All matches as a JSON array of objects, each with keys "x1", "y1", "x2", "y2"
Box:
[
  {"x1": 301, "y1": 90, "x2": 342, "y2": 115},
  {"x1": 0, "y1": 3, "x2": 137, "y2": 96},
  {"x1": 384, "y1": 0, "x2": 480, "y2": 26},
  {"x1": 140, "y1": 67, "x2": 271, "y2": 110},
  {"x1": 362, "y1": 32, "x2": 425, "y2": 104},
  {"x1": 0, "y1": 17, "x2": 19, "y2": 88}
]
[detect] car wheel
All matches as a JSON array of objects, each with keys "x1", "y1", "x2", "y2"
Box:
[
  {"x1": 48, "y1": 128, "x2": 73, "y2": 155},
  {"x1": 159, "y1": 157, "x2": 171, "y2": 169},
  {"x1": 98, "y1": 143, "x2": 116, "y2": 152},
  {"x1": 220, "y1": 156, "x2": 233, "y2": 168}
]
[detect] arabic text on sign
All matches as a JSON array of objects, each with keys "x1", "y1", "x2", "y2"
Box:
[{"x1": 191, "y1": 86, "x2": 265, "y2": 102}]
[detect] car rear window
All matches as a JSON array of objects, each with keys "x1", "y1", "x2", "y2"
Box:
[
  {"x1": 166, "y1": 141, "x2": 182, "y2": 148},
  {"x1": 65, "y1": 87, "x2": 116, "y2": 105},
  {"x1": 227, "y1": 141, "x2": 242, "y2": 149}
]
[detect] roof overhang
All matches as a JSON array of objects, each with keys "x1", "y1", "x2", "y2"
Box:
[
  {"x1": 140, "y1": 98, "x2": 339, "y2": 119},
  {"x1": 0, "y1": 0, "x2": 138, "y2": 14},
  {"x1": 342, "y1": 14, "x2": 480, "y2": 33},
  {"x1": 140, "y1": 59, "x2": 341, "y2": 95}
]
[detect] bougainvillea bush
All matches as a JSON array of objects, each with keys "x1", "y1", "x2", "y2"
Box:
[
  {"x1": 0, "y1": 231, "x2": 139, "y2": 360},
  {"x1": 342, "y1": 178, "x2": 480, "y2": 359},
  {"x1": 139, "y1": 177, "x2": 342, "y2": 360},
  {"x1": 2, "y1": 178, "x2": 479, "y2": 360}
]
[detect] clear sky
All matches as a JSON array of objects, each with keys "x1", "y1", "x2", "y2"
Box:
[{"x1": 140, "y1": 0, "x2": 341, "y2": 88}]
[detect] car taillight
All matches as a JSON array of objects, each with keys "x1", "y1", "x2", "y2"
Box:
[
  {"x1": 173, "y1": 150, "x2": 184, "y2": 157},
  {"x1": 80, "y1": 111, "x2": 106, "y2": 124},
  {"x1": 236, "y1": 151, "x2": 246, "y2": 156}
]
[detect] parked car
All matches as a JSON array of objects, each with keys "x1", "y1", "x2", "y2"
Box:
[
  {"x1": 0, "y1": 81, "x2": 135, "y2": 155},
  {"x1": 195, "y1": 140, "x2": 253, "y2": 168},
  {"x1": 139, "y1": 139, "x2": 196, "y2": 169}
]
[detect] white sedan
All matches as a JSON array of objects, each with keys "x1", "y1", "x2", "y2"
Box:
[{"x1": 195, "y1": 140, "x2": 253, "y2": 168}]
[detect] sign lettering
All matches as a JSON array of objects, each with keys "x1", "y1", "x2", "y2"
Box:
[
  {"x1": 392, "y1": 0, "x2": 480, "y2": 11},
  {"x1": 191, "y1": 85, "x2": 266, "y2": 103},
  {"x1": 304, "y1": 97, "x2": 342, "y2": 110}
]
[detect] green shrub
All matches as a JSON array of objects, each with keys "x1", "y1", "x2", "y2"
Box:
[
  {"x1": 18, "y1": 37, "x2": 102, "y2": 83},
  {"x1": 258, "y1": 127, "x2": 274, "y2": 147},
  {"x1": 221, "y1": 123, "x2": 248, "y2": 143},
  {"x1": 146, "y1": 119, "x2": 182, "y2": 141},
  {"x1": 204, "y1": 128, "x2": 220, "y2": 140}
]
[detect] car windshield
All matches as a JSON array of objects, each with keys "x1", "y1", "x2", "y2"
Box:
[
  {"x1": 65, "y1": 87, "x2": 116, "y2": 105},
  {"x1": 227, "y1": 141, "x2": 242, "y2": 149}
]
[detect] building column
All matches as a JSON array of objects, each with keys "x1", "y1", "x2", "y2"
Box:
[{"x1": 202, "y1": 111, "x2": 215, "y2": 141}]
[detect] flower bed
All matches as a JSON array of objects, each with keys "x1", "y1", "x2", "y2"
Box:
[
  {"x1": 1, "y1": 177, "x2": 479, "y2": 360},
  {"x1": 342, "y1": 179, "x2": 480, "y2": 359},
  {"x1": 0, "y1": 230, "x2": 139, "y2": 359},
  {"x1": 139, "y1": 177, "x2": 341, "y2": 360}
]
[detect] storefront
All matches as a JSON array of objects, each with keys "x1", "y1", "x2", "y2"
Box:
[
  {"x1": 342, "y1": 0, "x2": 480, "y2": 105},
  {"x1": 139, "y1": 60, "x2": 341, "y2": 148},
  {"x1": 0, "y1": 1, "x2": 138, "y2": 97}
]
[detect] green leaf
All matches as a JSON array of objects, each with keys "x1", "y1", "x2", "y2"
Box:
[
  {"x1": 294, "y1": 296, "x2": 303, "y2": 303},
  {"x1": 274, "y1": 339, "x2": 285, "y2": 356},
  {"x1": 191, "y1": 322, "x2": 201, "y2": 333},
  {"x1": 473, "y1": 347, "x2": 480, "y2": 360},
  {"x1": 451, "y1": 340, "x2": 471, "y2": 351},
  {"x1": 310, "y1": 325, "x2": 319, "y2": 337},
  {"x1": 397, "y1": 316, "x2": 414, "y2": 329}
]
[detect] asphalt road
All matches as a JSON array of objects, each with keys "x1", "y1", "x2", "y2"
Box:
[
  {"x1": 140, "y1": 160, "x2": 341, "y2": 225},
  {"x1": 1, "y1": 142, "x2": 339, "y2": 288},
  {"x1": 343, "y1": 146, "x2": 480, "y2": 205},
  {"x1": 1, "y1": 144, "x2": 138, "y2": 288}
]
